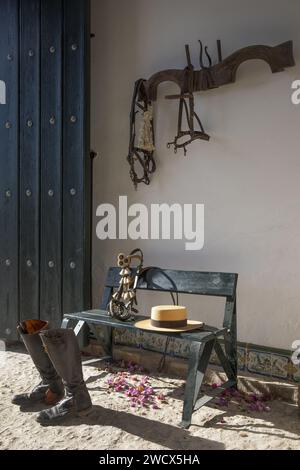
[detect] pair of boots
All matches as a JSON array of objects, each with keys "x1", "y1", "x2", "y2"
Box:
[{"x1": 12, "y1": 320, "x2": 92, "y2": 424}]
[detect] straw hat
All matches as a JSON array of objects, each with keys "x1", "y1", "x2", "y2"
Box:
[{"x1": 135, "y1": 305, "x2": 204, "y2": 333}]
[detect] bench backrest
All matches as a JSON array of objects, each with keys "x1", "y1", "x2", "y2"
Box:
[
  {"x1": 101, "y1": 267, "x2": 238, "y2": 310},
  {"x1": 100, "y1": 266, "x2": 238, "y2": 375}
]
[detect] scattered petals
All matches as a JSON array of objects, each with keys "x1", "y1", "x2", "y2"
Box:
[
  {"x1": 212, "y1": 383, "x2": 220, "y2": 389},
  {"x1": 106, "y1": 360, "x2": 168, "y2": 412},
  {"x1": 212, "y1": 384, "x2": 272, "y2": 413}
]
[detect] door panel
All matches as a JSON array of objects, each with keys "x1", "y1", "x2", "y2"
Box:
[
  {"x1": 0, "y1": 0, "x2": 19, "y2": 340},
  {"x1": 40, "y1": 0, "x2": 63, "y2": 325},
  {"x1": 0, "y1": 0, "x2": 91, "y2": 338},
  {"x1": 19, "y1": 0, "x2": 41, "y2": 320},
  {"x1": 62, "y1": 0, "x2": 91, "y2": 315}
]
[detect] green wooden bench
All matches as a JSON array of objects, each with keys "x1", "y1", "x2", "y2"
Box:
[{"x1": 62, "y1": 267, "x2": 238, "y2": 428}]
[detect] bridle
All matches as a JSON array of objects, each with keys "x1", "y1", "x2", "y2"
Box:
[{"x1": 127, "y1": 79, "x2": 156, "y2": 188}]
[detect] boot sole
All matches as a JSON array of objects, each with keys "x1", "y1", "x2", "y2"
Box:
[
  {"x1": 12, "y1": 390, "x2": 64, "y2": 407},
  {"x1": 13, "y1": 394, "x2": 64, "y2": 410},
  {"x1": 37, "y1": 406, "x2": 93, "y2": 425},
  {"x1": 12, "y1": 398, "x2": 46, "y2": 407}
]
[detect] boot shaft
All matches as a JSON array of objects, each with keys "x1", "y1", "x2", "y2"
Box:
[
  {"x1": 37, "y1": 328, "x2": 92, "y2": 422},
  {"x1": 12, "y1": 319, "x2": 64, "y2": 407},
  {"x1": 40, "y1": 328, "x2": 85, "y2": 393},
  {"x1": 18, "y1": 320, "x2": 60, "y2": 384}
]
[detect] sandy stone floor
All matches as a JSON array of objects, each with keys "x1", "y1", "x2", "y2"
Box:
[{"x1": 0, "y1": 345, "x2": 299, "y2": 450}]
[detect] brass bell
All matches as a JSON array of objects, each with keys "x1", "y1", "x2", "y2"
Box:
[
  {"x1": 120, "y1": 267, "x2": 131, "y2": 276},
  {"x1": 123, "y1": 276, "x2": 132, "y2": 286},
  {"x1": 123, "y1": 292, "x2": 131, "y2": 302}
]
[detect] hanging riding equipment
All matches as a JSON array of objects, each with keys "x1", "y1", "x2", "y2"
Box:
[
  {"x1": 166, "y1": 43, "x2": 210, "y2": 156},
  {"x1": 127, "y1": 39, "x2": 295, "y2": 187},
  {"x1": 127, "y1": 80, "x2": 156, "y2": 188}
]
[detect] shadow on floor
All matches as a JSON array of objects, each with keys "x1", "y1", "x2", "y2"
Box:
[
  {"x1": 39, "y1": 405, "x2": 224, "y2": 450},
  {"x1": 200, "y1": 402, "x2": 300, "y2": 441},
  {"x1": 3, "y1": 341, "x2": 26, "y2": 354},
  {"x1": 164, "y1": 375, "x2": 300, "y2": 441}
]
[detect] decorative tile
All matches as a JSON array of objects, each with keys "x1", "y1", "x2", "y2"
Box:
[
  {"x1": 271, "y1": 354, "x2": 289, "y2": 379},
  {"x1": 209, "y1": 348, "x2": 220, "y2": 366},
  {"x1": 114, "y1": 329, "x2": 191, "y2": 357},
  {"x1": 111, "y1": 329, "x2": 299, "y2": 383},
  {"x1": 142, "y1": 333, "x2": 170, "y2": 354},
  {"x1": 167, "y1": 338, "x2": 190, "y2": 358},
  {"x1": 247, "y1": 350, "x2": 272, "y2": 376},
  {"x1": 292, "y1": 372, "x2": 300, "y2": 382},
  {"x1": 237, "y1": 347, "x2": 246, "y2": 371},
  {"x1": 113, "y1": 329, "x2": 144, "y2": 348},
  {"x1": 291, "y1": 364, "x2": 300, "y2": 382}
]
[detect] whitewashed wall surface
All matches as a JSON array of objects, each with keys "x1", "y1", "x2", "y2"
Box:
[{"x1": 91, "y1": 0, "x2": 300, "y2": 351}]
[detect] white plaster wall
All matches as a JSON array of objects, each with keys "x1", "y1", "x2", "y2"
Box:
[{"x1": 91, "y1": 0, "x2": 300, "y2": 350}]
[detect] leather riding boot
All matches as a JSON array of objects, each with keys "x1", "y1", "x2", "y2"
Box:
[
  {"x1": 12, "y1": 320, "x2": 64, "y2": 407},
  {"x1": 37, "y1": 328, "x2": 92, "y2": 423}
]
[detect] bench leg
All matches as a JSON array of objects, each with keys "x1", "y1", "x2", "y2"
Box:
[
  {"x1": 61, "y1": 318, "x2": 85, "y2": 337},
  {"x1": 61, "y1": 319, "x2": 89, "y2": 349},
  {"x1": 180, "y1": 339, "x2": 215, "y2": 429},
  {"x1": 225, "y1": 318, "x2": 237, "y2": 386},
  {"x1": 223, "y1": 300, "x2": 238, "y2": 387},
  {"x1": 214, "y1": 339, "x2": 236, "y2": 383},
  {"x1": 61, "y1": 318, "x2": 72, "y2": 329}
]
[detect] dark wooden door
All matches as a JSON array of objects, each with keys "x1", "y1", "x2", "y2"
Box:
[{"x1": 0, "y1": 0, "x2": 91, "y2": 340}]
